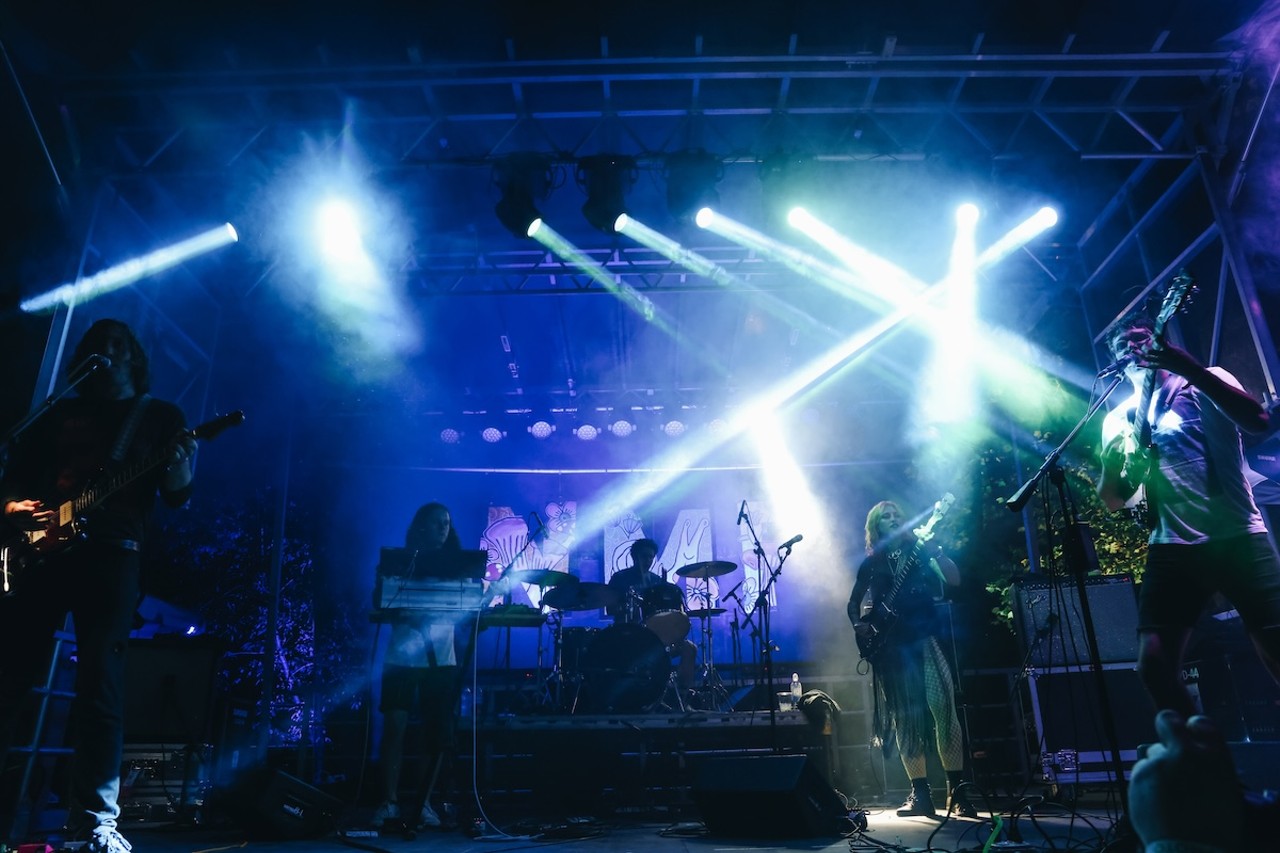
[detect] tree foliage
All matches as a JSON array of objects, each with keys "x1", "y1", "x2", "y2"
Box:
[{"x1": 143, "y1": 487, "x2": 364, "y2": 748}]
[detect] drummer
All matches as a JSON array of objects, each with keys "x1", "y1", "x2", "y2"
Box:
[{"x1": 607, "y1": 538, "x2": 697, "y2": 690}]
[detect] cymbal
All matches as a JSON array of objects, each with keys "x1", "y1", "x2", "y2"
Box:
[
  {"x1": 543, "y1": 581, "x2": 620, "y2": 611},
  {"x1": 674, "y1": 559, "x2": 736, "y2": 579},
  {"x1": 687, "y1": 607, "x2": 726, "y2": 619},
  {"x1": 510, "y1": 568, "x2": 577, "y2": 588}
]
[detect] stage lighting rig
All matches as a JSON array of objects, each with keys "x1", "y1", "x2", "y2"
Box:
[
  {"x1": 664, "y1": 149, "x2": 722, "y2": 224},
  {"x1": 493, "y1": 153, "x2": 556, "y2": 237},
  {"x1": 577, "y1": 154, "x2": 637, "y2": 234}
]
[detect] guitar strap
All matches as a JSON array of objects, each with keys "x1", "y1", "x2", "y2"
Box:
[{"x1": 109, "y1": 394, "x2": 152, "y2": 463}]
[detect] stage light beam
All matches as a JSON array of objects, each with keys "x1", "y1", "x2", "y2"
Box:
[{"x1": 21, "y1": 223, "x2": 239, "y2": 313}]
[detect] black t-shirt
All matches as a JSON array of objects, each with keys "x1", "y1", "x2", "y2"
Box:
[
  {"x1": 607, "y1": 565, "x2": 663, "y2": 618},
  {"x1": 1, "y1": 394, "x2": 190, "y2": 545}
]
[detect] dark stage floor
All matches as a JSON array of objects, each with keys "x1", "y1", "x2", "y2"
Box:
[
  {"x1": 50, "y1": 803, "x2": 1128, "y2": 853},
  {"x1": 0, "y1": 699, "x2": 1158, "y2": 853}
]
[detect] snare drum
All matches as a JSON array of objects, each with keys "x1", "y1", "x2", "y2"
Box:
[{"x1": 641, "y1": 581, "x2": 691, "y2": 646}]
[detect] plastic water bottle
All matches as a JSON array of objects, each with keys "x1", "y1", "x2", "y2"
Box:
[
  {"x1": 460, "y1": 687, "x2": 473, "y2": 718},
  {"x1": 790, "y1": 672, "x2": 803, "y2": 707}
]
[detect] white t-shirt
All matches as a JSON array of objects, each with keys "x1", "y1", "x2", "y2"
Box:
[{"x1": 1101, "y1": 367, "x2": 1266, "y2": 545}]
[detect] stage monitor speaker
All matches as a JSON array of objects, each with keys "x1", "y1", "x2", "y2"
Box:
[
  {"x1": 219, "y1": 767, "x2": 344, "y2": 839},
  {"x1": 692, "y1": 754, "x2": 847, "y2": 838},
  {"x1": 1013, "y1": 574, "x2": 1138, "y2": 667}
]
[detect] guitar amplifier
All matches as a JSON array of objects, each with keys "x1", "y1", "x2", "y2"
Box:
[{"x1": 1013, "y1": 574, "x2": 1138, "y2": 667}]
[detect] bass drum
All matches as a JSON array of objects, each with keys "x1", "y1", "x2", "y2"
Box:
[{"x1": 578, "y1": 623, "x2": 669, "y2": 713}]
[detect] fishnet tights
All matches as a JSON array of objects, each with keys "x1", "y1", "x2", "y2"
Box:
[{"x1": 899, "y1": 636, "x2": 964, "y2": 779}]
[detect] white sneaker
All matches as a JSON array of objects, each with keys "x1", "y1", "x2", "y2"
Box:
[
  {"x1": 85, "y1": 827, "x2": 132, "y2": 853},
  {"x1": 418, "y1": 801, "x2": 442, "y2": 828},
  {"x1": 370, "y1": 801, "x2": 400, "y2": 828}
]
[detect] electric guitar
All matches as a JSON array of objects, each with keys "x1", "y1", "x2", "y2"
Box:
[
  {"x1": 853, "y1": 492, "x2": 954, "y2": 663},
  {"x1": 1, "y1": 410, "x2": 244, "y2": 594},
  {"x1": 1118, "y1": 270, "x2": 1196, "y2": 518}
]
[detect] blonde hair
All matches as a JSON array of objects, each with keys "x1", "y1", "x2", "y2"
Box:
[{"x1": 864, "y1": 500, "x2": 901, "y2": 555}]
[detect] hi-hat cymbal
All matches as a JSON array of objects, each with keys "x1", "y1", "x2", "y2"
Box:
[
  {"x1": 687, "y1": 607, "x2": 726, "y2": 619},
  {"x1": 510, "y1": 568, "x2": 577, "y2": 588},
  {"x1": 674, "y1": 560, "x2": 736, "y2": 579},
  {"x1": 543, "y1": 581, "x2": 620, "y2": 611}
]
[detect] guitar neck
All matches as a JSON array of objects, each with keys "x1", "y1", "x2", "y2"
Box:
[
  {"x1": 73, "y1": 448, "x2": 172, "y2": 517},
  {"x1": 880, "y1": 542, "x2": 923, "y2": 611},
  {"x1": 1134, "y1": 371, "x2": 1157, "y2": 448}
]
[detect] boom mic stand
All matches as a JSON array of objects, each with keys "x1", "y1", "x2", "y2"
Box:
[
  {"x1": 0, "y1": 354, "x2": 110, "y2": 454},
  {"x1": 1005, "y1": 371, "x2": 1135, "y2": 836}
]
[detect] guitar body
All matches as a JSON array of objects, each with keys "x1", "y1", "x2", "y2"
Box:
[
  {"x1": 25, "y1": 497, "x2": 89, "y2": 554},
  {"x1": 1, "y1": 496, "x2": 91, "y2": 593},
  {"x1": 855, "y1": 600, "x2": 898, "y2": 663}
]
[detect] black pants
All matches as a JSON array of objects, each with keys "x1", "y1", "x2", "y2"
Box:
[{"x1": 0, "y1": 541, "x2": 140, "y2": 835}]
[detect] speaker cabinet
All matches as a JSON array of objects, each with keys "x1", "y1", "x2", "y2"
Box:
[
  {"x1": 692, "y1": 754, "x2": 847, "y2": 838},
  {"x1": 1013, "y1": 574, "x2": 1138, "y2": 667},
  {"x1": 124, "y1": 638, "x2": 222, "y2": 744},
  {"x1": 1025, "y1": 664, "x2": 1154, "y2": 784}
]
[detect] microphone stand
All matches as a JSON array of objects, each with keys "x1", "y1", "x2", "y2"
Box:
[
  {"x1": 1005, "y1": 372, "x2": 1126, "y2": 514},
  {"x1": 0, "y1": 356, "x2": 107, "y2": 455},
  {"x1": 1004, "y1": 371, "x2": 1136, "y2": 834},
  {"x1": 739, "y1": 508, "x2": 787, "y2": 750}
]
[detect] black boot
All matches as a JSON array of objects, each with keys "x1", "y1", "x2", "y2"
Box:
[
  {"x1": 945, "y1": 770, "x2": 977, "y2": 818},
  {"x1": 896, "y1": 778, "x2": 937, "y2": 817}
]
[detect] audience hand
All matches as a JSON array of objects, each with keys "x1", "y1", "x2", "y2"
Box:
[{"x1": 1128, "y1": 710, "x2": 1242, "y2": 851}]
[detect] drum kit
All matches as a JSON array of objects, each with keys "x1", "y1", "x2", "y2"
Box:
[{"x1": 519, "y1": 559, "x2": 737, "y2": 713}]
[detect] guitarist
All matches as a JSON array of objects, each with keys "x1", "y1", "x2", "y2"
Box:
[
  {"x1": 847, "y1": 500, "x2": 972, "y2": 819},
  {"x1": 0, "y1": 319, "x2": 196, "y2": 853},
  {"x1": 1098, "y1": 320, "x2": 1280, "y2": 720}
]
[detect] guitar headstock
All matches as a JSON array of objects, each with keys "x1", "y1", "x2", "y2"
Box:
[
  {"x1": 1155, "y1": 269, "x2": 1196, "y2": 333},
  {"x1": 192, "y1": 410, "x2": 246, "y2": 442},
  {"x1": 913, "y1": 492, "x2": 956, "y2": 541}
]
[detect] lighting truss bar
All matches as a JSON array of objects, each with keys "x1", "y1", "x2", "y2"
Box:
[{"x1": 63, "y1": 50, "x2": 1240, "y2": 97}]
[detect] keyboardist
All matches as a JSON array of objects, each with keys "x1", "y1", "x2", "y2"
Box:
[{"x1": 371, "y1": 501, "x2": 461, "y2": 832}]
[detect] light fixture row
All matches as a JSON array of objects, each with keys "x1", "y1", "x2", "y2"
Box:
[
  {"x1": 493, "y1": 149, "x2": 722, "y2": 238},
  {"x1": 435, "y1": 416, "x2": 734, "y2": 445}
]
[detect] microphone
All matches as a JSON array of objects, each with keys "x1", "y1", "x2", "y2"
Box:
[
  {"x1": 1097, "y1": 355, "x2": 1134, "y2": 377},
  {"x1": 69, "y1": 354, "x2": 111, "y2": 379},
  {"x1": 529, "y1": 511, "x2": 546, "y2": 535},
  {"x1": 723, "y1": 581, "x2": 743, "y2": 602},
  {"x1": 778, "y1": 534, "x2": 803, "y2": 552},
  {"x1": 737, "y1": 500, "x2": 747, "y2": 526}
]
